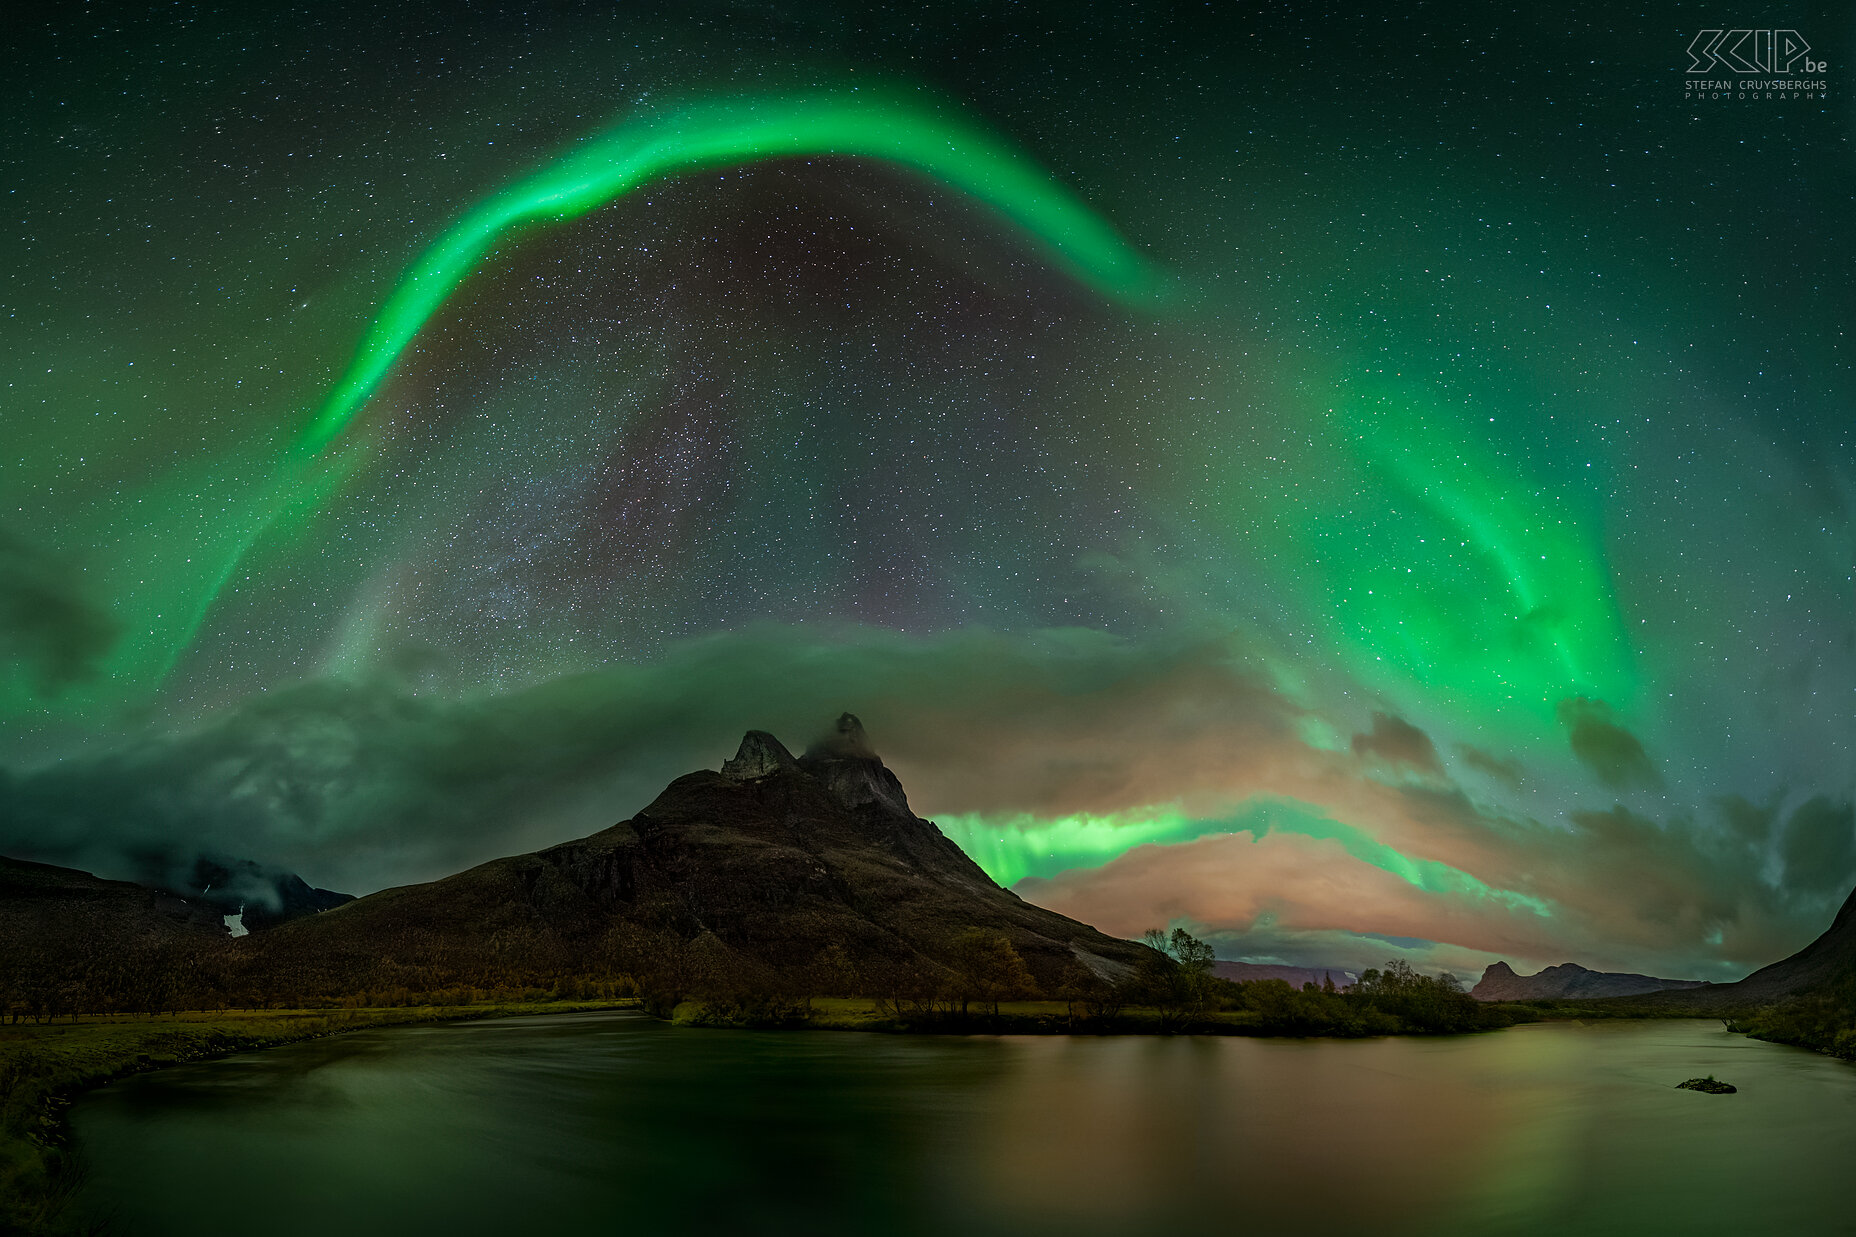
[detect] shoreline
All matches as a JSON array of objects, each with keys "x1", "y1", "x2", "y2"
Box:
[{"x1": 671, "y1": 995, "x2": 1531, "y2": 1036}]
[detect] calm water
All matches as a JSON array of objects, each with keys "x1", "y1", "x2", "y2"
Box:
[{"x1": 70, "y1": 1013, "x2": 1856, "y2": 1236}]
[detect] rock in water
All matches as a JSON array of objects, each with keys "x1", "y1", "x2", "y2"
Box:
[{"x1": 1677, "y1": 1077, "x2": 1737, "y2": 1094}]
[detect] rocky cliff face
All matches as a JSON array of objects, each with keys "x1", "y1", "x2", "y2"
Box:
[
  {"x1": 1470, "y1": 960, "x2": 1708, "y2": 1001},
  {"x1": 252, "y1": 716, "x2": 1155, "y2": 996}
]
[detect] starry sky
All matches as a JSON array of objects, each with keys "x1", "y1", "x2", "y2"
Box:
[{"x1": 4, "y1": 1, "x2": 1853, "y2": 982}]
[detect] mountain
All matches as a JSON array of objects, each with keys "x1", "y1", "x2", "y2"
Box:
[
  {"x1": 135, "y1": 852, "x2": 354, "y2": 932},
  {"x1": 246, "y1": 715, "x2": 1155, "y2": 999},
  {"x1": 1614, "y1": 883, "x2": 1856, "y2": 1014},
  {"x1": 1709, "y1": 884, "x2": 1856, "y2": 1001},
  {"x1": 1212, "y1": 962, "x2": 1355, "y2": 988},
  {"x1": 1478, "y1": 885, "x2": 1856, "y2": 1011},
  {"x1": 1470, "y1": 961, "x2": 1708, "y2": 1001},
  {"x1": 0, "y1": 855, "x2": 228, "y2": 949},
  {"x1": 0, "y1": 854, "x2": 228, "y2": 1013}
]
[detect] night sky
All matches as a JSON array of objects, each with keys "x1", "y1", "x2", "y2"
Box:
[{"x1": 4, "y1": 1, "x2": 1852, "y2": 982}]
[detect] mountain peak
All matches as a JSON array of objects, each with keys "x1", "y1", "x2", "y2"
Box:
[
  {"x1": 721, "y1": 730, "x2": 799, "y2": 780},
  {"x1": 805, "y1": 711, "x2": 877, "y2": 762},
  {"x1": 716, "y1": 715, "x2": 912, "y2": 817},
  {"x1": 798, "y1": 713, "x2": 911, "y2": 818}
]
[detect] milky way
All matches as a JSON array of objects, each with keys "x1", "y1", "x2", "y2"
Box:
[
  {"x1": 4, "y1": 3, "x2": 1851, "y2": 982},
  {"x1": 171, "y1": 89, "x2": 1167, "y2": 692}
]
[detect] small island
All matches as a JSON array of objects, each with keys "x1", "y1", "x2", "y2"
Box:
[{"x1": 1677, "y1": 1076, "x2": 1737, "y2": 1094}]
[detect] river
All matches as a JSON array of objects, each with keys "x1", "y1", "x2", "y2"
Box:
[{"x1": 69, "y1": 1013, "x2": 1856, "y2": 1236}]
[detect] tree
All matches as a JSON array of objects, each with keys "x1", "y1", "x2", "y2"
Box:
[
  {"x1": 1131, "y1": 926, "x2": 1219, "y2": 1024},
  {"x1": 950, "y1": 928, "x2": 1037, "y2": 1016},
  {"x1": 809, "y1": 943, "x2": 858, "y2": 998},
  {"x1": 1057, "y1": 964, "x2": 1123, "y2": 1023},
  {"x1": 1167, "y1": 927, "x2": 1216, "y2": 1011},
  {"x1": 1349, "y1": 959, "x2": 1483, "y2": 1032}
]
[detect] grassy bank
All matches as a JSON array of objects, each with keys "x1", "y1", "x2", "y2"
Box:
[
  {"x1": 1724, "y1": 975, "x2": 1856, "y2": 1060},
  {"x1": 0, "y1": 999, "x2": 638, "y2": 1235}
]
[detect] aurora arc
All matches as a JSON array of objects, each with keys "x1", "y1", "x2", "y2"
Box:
[
  {"x1": 300, "y1": 90, "x2": 1168, "y2": 455},
  {"x1": 151, "y1": 90, "x2": 1167, "y2": 689},
  {"x1": 1285, "y1": 383, "x2": 1638, "y2": 726},
  {"x1": 938, "y1": 797, "x2": 1552, "y2": 915}
]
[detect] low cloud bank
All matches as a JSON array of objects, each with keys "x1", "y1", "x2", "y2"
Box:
[{"x1": 2, "y1": 624, "x2": 1847, "y2": 981}]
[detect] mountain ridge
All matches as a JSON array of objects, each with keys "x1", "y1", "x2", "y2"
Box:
[{"x1": 1470, "y1": 960, "x2": 1707, "y2": 1001}]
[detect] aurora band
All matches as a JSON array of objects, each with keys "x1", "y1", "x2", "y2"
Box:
[
  {"x1": 154, "y1": 89, "x2": 1166, "y2": 686},
  {"x1": 302, "y1": 89, "x2": 1168, "y2": 454}
]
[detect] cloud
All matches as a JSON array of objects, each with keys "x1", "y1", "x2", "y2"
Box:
[
  {"x1": 0, "y1": 625, "x2": 1303, "y2": 895},
  {"x1": 1556, "y1": 697, "x2": 1661, "y2": 790},
  {"x1": 1715, "y1": 793, "x2": 1780, "y2": 845},
  {"x1": 1011, "y1": 765, "x2": 1853, "y2": 982},
  {"x1": 0, "y1": 526, "x2": 120, "y2": 695},
  {"x1": 1780, "y1": 795, "x2": 1856, "y2": 895},
  {"x1": 1457, "y1": 743, "x2": 1525, "y2": 788},
  {"x1": 1, "y1": 621, "x2": 1847, "y2": 986},
  {"x1": 1020, "y1": 828, "x2": 1571, "y2": 974},
  {"x1": 1350, "y1": 712, "x2": 1442, "y2": 775}
]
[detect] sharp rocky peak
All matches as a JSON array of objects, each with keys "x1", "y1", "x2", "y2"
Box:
[
  {"x1": 720, "y1": 713, "x2": 913, "y2": 819},
  {"x1": 721, "y1": 730, "x2": 799, "y2": 780},
  {"x1": 803, "y1": 711, "x2": 878, "y2": 762}
]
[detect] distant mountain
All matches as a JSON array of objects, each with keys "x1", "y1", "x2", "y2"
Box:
[
  {"x1": 247, "y1": 715, "x2": 1156, "y2": 998},
  {"x1": 135, "y1": 852, "x2": 353, "y2": 932},
  {"x1": 1470, "y1": 961, "x2": 1707, "y2": 1001},
  {"x1": 1212, "y1": 961, "x2": 1355, "y2": 989}
]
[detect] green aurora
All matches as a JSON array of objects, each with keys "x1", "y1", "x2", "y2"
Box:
[
  {"x1": 939, "y1": 797, "x2": 1552, "y2": 917},
  {"x1": 4, "y1": 7, "x2": 1850, "y2": 981},
  {"x1": 1313, "y1": 383, "x2": 1635, "y2": 720},
  {"x1": 301, "y1": 91, "x2": 1169, "y2": 456},
  {"x1": 131, "y1": 89, "x2": 1170, "y2": 701}
]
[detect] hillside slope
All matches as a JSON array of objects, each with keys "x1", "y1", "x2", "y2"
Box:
[
  {"x1": 1718, "y1": 884, "x2": 1856, "y2": 1001},
  {"x1": 0, "y1": 855, "x2": 228, "y2": 1013}
]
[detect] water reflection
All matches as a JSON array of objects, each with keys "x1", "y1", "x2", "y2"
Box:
[{"x1": 72, "y1": 1015, "x2": 1856, "y2": 1237}]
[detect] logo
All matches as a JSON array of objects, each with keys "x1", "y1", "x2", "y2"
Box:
[{"x1": 1685, "y1": 30, "x2": 1822, "y2": 74}]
